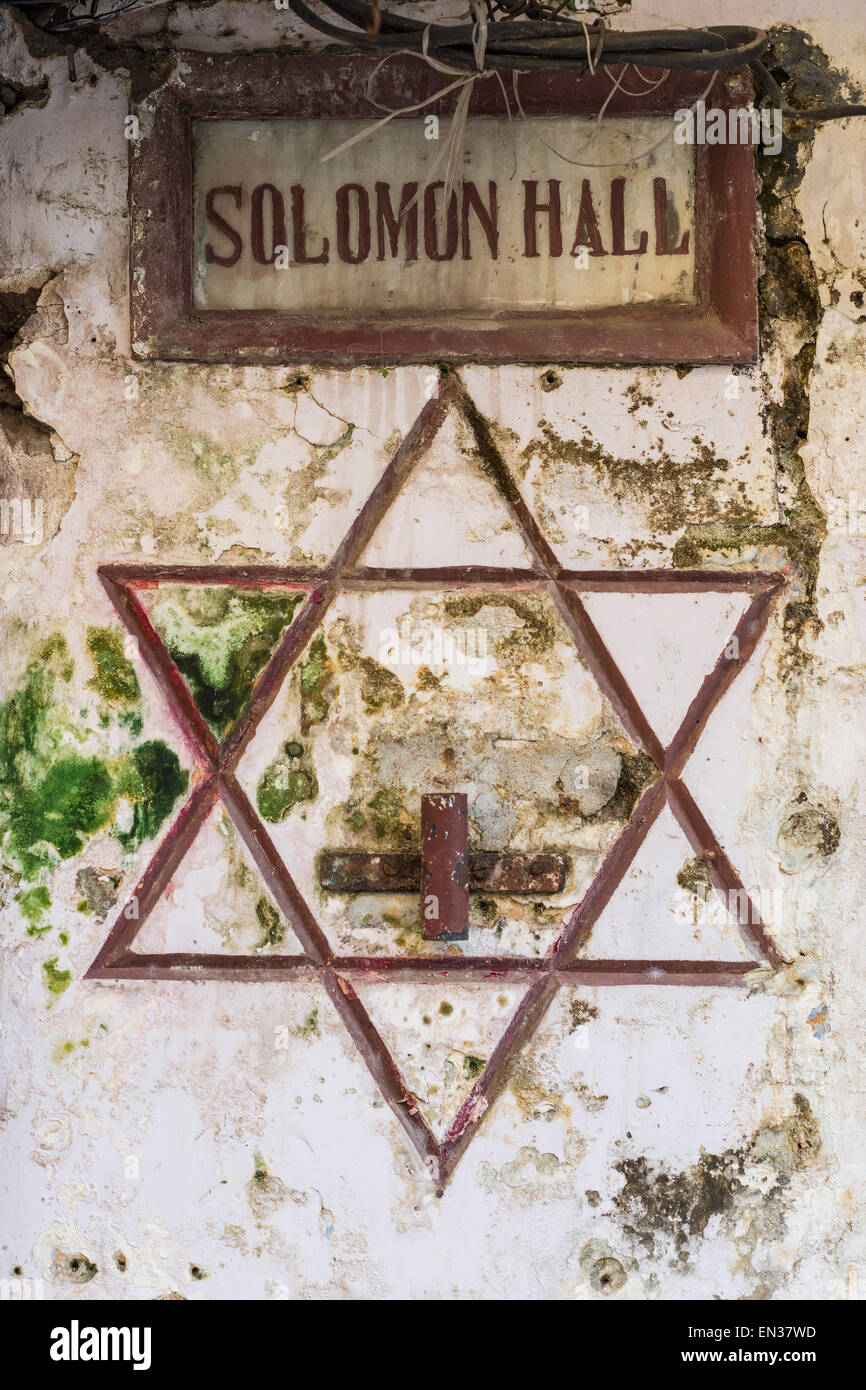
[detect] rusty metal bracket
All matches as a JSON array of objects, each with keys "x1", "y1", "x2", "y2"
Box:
[
  {"x1": 421, "y1": 793, "x2": 469, "y2": 941},
  {"x1": 320, "y1": 850, "x2": 568, "y2": 895},
  {"x1": 320, "y1": 791, "x2": 569, "y2": 942}
]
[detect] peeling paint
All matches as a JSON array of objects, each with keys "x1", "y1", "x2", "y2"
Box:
[{"x1": 0, "y1": 0, "x2": 864, "y2": 1303}]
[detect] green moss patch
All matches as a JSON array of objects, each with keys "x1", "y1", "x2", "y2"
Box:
[
  {"x1": 299, "y1": 635, "x2": 334, "y2": 729},
  {"x1": 144, "y1": 586, "x2": 305, "y2": 739},
  {"x1": 15, "y1": 884, "x2": 51, "y2": 934},
  {"x1": 43, "y1": 957, "x2": 71, "y2": 997},
  {"x1": 114, "y1": 741, "x2": 189, "y2": 852},
  {"x1": 7, "y1": 756, "x2": 117, "y2": 875},
  {"x1": 254, "y1": 895, "x2": 287, "y2": 949},
  {"x1": 86, "y1": 627, "x2": 141, "y2": 707},
  {"x1": 0, "y1": 632, "x2": 188, "y2": 880},
  {"x1": 256, "y1": 741, "x2": 317, "y2": 823}
]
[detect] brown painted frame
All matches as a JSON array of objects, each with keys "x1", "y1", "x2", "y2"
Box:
[
  {"x1": 130, "y1": 54, "x2": 758, "y2": 365},
  {"x1": 87, "y1": 375, "x2": 785, "y2": 1185}
]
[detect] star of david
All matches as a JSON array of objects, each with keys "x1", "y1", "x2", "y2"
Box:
[{"x1": 87, "y1": 374, "x2": 786, "y2": 1186}]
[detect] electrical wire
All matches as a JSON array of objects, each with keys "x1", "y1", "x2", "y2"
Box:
[
  {"x1": 5, "y1": 0, "x2": 174, "y2": 31},
  {"x1": 7, "y1": 0, "x2": 866, "y2": 120},
  {"x1": 288, "y1": 3, "x2": 766, "y2": 71},
  {"x1": 286, "y1": 1, "x2": 866, "y2": 122}
]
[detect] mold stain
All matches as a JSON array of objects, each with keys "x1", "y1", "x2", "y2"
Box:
[
  {"x1": 75, "y1": 866, "x2": 121, "y2": 918},
  {"x1": 52, "y1": 1251, "x2": 98, "y2": 1284},
  {"x1": 0, "y1": 632, "x2": 187, "y2": 922},
  {"x1": 442, "y1": 592, "x2": 557, "y2": 668},
  {"x1": 569, "y1": 1000, "x2": 599, "y2": 1031},
  {"x1": 256, "y1": 634, "x2": 339, "y2": 825},
  {"x1": 254, "y1": 895, "x2": 286, "y2": 949},
  {"x1": 519, "y1": 422, "x2": 758, "y2": 535},
  {"x1": 145, "y1": 586, "x2": 305, "y2": 738},
  {"x1": 51, "y1": 1035, "x2": 92, "y2": 1063},
  {"x1": 676, "y1": 28, "x2": 862, "y2": 693},
  {"x1": 676, "y1": 855, "x2": 713, "y2": 921},
  {"x1": 366, "y1": 787, "x2": 414, "y2": 843},
  {"x1": 42, "y1": 958, "x2": 71, "y2": 998},
  {"x1": 246, "y1": 1156, "x2": 289, "y2": 1219},
  {"x1": 612, "y1": 1094, "x2": 821, "y2": 1270},
  {"x1": 296, "y1": 1007, "x2": 320, "y2": 1040},
  {"x1": 113, "y1": 741, "x2": 189, "y2": 852},
  {"x1": 357, "y1": 656, "x2": 405, "y2": 713},
  {"x1": 7, "y1": 755, "x2": 116, "y2": 876},
  {"x1": 15, "y1": 884, "x2": 51, "y2": 934},
  {"x1": 85, "y1": 626, "x2": 141, "y2": 709},
  {"x1": 590, "y1": 1255, "x2": 627, "y2": 1294},
  {"x1": 176, "y1": 432, "x2": 248, "y2": 487},
  {"x1": 676, "y1": 856, "x2": 713, "y2": 899},
  {"x1": 507, "y1": 1055, "x2": 569, "y2": 1124},
  {"x1": 777, "y1": 793, "x2": 841, "y2": 868},
  {"x1": 299, "y1": 634, "x2": 335, "y2": 729},
  {"x1": 257, "y1": 741, "x2": 317, "y2": 823}
]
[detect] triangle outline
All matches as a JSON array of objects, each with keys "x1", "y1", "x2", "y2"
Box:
[
  {"x1": 127, "y1": 797, "x2": 310, "y2": 962},
  {"x1": 354, "y1": 406, "x2": 537, "y2": 571},
  {"x1": 133, "y1": 579, "x2": 312, "y2": 748},
  {"x1": 574, "y1": 587, "x2": 754, "y2": 748},
  {"x1": 577, "y1": 800, "x2": 757, "y2": 964},
  {"x1": 350, "y1": 975, "x2": 540, "y2": 1144}
]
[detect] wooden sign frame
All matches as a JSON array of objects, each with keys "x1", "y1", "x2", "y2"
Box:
[{"x1": 130, "y1": 52, "x2": 758, "y2": 366}]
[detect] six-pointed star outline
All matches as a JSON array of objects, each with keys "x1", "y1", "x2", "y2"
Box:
[{"x1": 86, "y1": 374, "x2": 786, "y2": 1185}]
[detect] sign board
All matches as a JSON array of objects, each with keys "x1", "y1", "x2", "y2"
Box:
[{"x1": 131, "y1": 55, "x2": 758, "y2": 364}]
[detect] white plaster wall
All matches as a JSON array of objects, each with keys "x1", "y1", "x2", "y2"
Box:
[{"x1": 0, "y1": 0, "x2": 864, "y2": 1300}]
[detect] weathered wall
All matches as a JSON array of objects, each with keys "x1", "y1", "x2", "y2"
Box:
[{"x1": 1, "y1": 0, "x2": 865, "y2": 1300}]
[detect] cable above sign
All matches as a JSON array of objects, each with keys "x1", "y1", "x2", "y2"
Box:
[{"x1": 130, "y1": 54, "x2": 758, "y2": 364}]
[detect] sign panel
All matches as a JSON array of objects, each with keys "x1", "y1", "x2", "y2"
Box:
[
  {"x1": 193, "y1": 117, "x2": 696, "y2": 315},
  {"x1": 131, "y1": 55, "x2": 757, "y2": 364}
]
